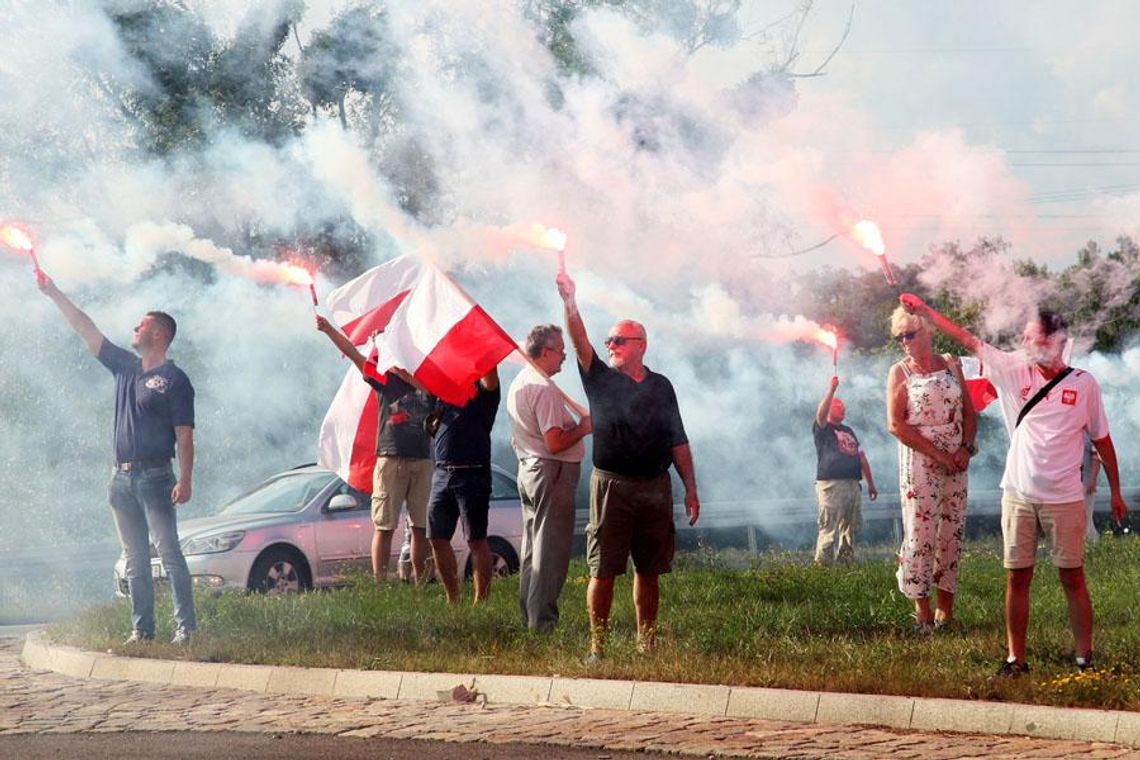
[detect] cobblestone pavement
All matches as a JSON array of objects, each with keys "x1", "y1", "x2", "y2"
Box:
[{"x1": 3, "y1": 641, "x2": 1138, "y2": 759}]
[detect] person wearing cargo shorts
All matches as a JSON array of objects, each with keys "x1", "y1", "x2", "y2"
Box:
[
  {"x1": 900, "y1": 295, "x2": 1128, "y2": 675},
  {"x1": 557, "y1": 272, "x2": 699, "y2": 659},
  {"x1": 316, "y1": 316, "x2": 434, "y2": 583}
]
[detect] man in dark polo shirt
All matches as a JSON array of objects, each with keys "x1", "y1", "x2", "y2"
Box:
[
  {"x1": 812, "y1": 375, "x2": 877, "y2": 565},
  {"x1": 38, "y1": 271, "x2": 197, "y2": 646},
  {"x1": 556, "y1": 272, "x2": 699, "y2": 659},
  {"x1": 317, "y1": 316, "x2": 434, "y2": 583},
  {"x1": 427, "y1": 369, "x2": 501, "y2": 604}
]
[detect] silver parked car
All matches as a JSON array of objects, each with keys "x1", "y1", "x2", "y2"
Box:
[{"x1": 114, "y1": 463, "x2": 523, "y2": 595}]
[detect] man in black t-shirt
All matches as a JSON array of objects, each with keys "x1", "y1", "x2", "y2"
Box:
[
  {"x1": 557, "y1": 272, "x2": 699, "y2": 660},
  {"x1": 813, "y1": 375, "x2": 877, "y2": 565},
  {"x1": 317, "y1": 316, "x2": 434, "y2": 584},
  {"x1": 427, "y1": 370, "x2": 501, "y2": 605},
  {"x1": 38, "y1": 272, "x2": 197, "y2": 646}
]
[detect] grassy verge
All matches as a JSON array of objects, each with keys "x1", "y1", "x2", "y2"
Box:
[{"x1": 48, "y1": 538, "x2": 1140, "y2": 710}]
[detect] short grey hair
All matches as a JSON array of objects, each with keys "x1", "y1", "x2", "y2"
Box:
[{"x1": 524, "y1": 324, "x2": 563, "y2": 359}]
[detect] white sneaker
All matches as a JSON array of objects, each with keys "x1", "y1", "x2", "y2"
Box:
[{"x1": 170, "y1": 627, "x2": 192, "y2": 646}]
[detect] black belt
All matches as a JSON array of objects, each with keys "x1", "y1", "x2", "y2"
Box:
[
  {"x1": 435, "y1": 463, "x2": 486, "y2": 472},
  {"x1": 113, "y1": 459, "x2": 170, "y2": 473}
]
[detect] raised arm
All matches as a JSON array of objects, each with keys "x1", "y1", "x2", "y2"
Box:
[
  {"x1": 1091, "y1": 434, "x2": 1128, "y2": 523},
  {"x1": 899, "y1": 294, "x2": 981, "y2": 354},
  {"x1": 315, "y1": 315, "x2": 368, "y2": 372},
  {"x1": 479, "y1": 366, "x2": 499, "y2": 392},
  {"x1": 36, "y1": 271, "x2": 105, "y2": 355},
  {"x1": 816, "y1": 376, "x2": 839, "y2": 427},
  {"x1": 556, "y1": 272, "x2": 593, "y2": 371}
]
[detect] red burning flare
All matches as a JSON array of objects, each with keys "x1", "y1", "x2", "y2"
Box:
[
  {"x1": 850, "y1": 219, "x2": 897, "y2": 287},
  {"x1": 0, "y1": 223, "x2": 41, "y2": 271},
  {"x1": 815, "y1": 327, "x2": 840, "y2": 374}
]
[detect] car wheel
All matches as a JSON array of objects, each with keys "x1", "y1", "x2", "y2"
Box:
[
  {"x1": 464, "y1": 536, "x2": 520, "y2": 580},
  {"x1": 248, "y1": 547, "x2": 311, "y2": 594}
]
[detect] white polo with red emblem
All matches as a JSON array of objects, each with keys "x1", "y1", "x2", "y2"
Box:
[{"x1": 978, "y1": 343, "x2": 1109, "y2": 503}]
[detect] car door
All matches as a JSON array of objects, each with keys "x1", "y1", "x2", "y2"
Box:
[{"x1": 312, "y1": 480, "x2": 373, "y2": 584}]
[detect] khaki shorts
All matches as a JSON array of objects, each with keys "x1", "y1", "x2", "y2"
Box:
[
  {"x1": 1001, "y1": 490, "x2": 1086, "y2": 569},
  {"x1": 371, "y1": 456, "x2": 432, "y2": 531},
  {"x1": 587, "y1": 468, "x2": 674, "y2": 578}
]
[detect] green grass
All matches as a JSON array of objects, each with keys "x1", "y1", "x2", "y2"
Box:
[{"x1": 48, "y1": 538, "x2": 1140, "y2": 710}]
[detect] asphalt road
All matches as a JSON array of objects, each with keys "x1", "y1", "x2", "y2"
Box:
[{"x1": 0, "y1": 732, "x2": 678, "y2": 760}]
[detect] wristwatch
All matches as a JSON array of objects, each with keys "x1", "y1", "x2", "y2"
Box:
[{"x1": 965, "y1": 442, "x2": 977, "y2": 456}]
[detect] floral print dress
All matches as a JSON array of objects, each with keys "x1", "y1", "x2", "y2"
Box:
[{"x1": 896, "y1": 360, "x2": 968, "y2": 600}]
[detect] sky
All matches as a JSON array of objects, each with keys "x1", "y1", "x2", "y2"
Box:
[
  {"x1": 725, "y1": 0, "x2": 1140, "y2": 267},
  {"x1": 1, "y1": 0, "x2": 1138, "y2": 568}
]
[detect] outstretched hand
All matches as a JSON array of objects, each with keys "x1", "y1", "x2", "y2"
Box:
[
  {"x1": 556, "y1": 271, "x2": 576, "y2": 302},
  {"x1": 315, "y1": 314, "x2": 333, "y2": 333},
  {"x1": 829, "y1": 375, "x2": 839, "y2": 391},
  {"x1": 35, "y1": 269, "x2": 54, "y2": 293}
]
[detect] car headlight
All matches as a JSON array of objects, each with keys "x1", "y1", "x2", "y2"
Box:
[{"x1": 181, "y1": 530, "x2": 246, "y2": 555}]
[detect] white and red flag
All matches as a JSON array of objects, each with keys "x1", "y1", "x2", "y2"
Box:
[
  {"x1": 959, "y1": 356, "x2": 999, "y2": 413},
  {"x1": 317, "y1": 256, "x2": 422, "y2": 492},
  {"x1": 373, "y1": 264, "x2": 516, "y2": 407}
]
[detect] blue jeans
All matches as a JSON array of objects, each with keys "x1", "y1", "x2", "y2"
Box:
[{"x1": 109, "y1": 464, "x2": 196, "y2": 636}]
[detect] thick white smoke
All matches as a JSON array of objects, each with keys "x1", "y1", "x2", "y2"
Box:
[{"x1": 1, "y1": 0, "x2": 1136, "y2": 590}]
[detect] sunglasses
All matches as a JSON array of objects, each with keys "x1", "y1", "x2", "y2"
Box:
[
  {"x1": 604, "y1": 336, "x2": 644, "y2": 347},
  {"x1": 893, "y1": 330, "x2": 919, "y2": 343}
]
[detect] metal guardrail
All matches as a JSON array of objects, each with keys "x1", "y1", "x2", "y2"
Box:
[{"x1": 675, "y1": 487, "x2": 1140, "y2": 552}]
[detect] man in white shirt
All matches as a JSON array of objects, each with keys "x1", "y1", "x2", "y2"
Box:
[
  {"x1": 506, "y1": 325, "x2": 592, "y2": 632},
  {"x1": 900, "y1": 294, "x2": 1126, "y2": 675}
]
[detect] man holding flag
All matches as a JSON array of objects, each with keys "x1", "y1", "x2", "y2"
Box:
[
  {"x1": 338, "y1": 262, "x2": 516, "y2": 604},
  {"x1": 427, "y1": 369, "x2": 502, "y2": 604},
  {"x1": 316, "y1": 316, "x2": 434, "y2": 584},
  {"x1": 556, "y1": 272, "x2": 699, "y2": 660}
]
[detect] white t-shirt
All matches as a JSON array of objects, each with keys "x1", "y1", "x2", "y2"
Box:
[
  {"x1": 978, "y1": 343, "x2": 1109, "y2": 503},
  {"x1": 506, "y1": 365, "x2": 584, "y2": 463}
]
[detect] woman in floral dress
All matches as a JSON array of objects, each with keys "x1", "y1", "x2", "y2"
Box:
[{"x1": 886, "y1": 306, "x2": 977, "y2": 630}]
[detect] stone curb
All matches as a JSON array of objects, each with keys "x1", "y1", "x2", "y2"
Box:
[{"x1": 21, "y1": 631, "x2": 1140, "y2": 747}]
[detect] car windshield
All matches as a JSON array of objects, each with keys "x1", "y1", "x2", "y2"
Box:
[{"x1": 221, "y1": 471, "x2": 337, "y2": 515}]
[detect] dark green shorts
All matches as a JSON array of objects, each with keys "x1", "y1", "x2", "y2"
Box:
[{"x1": 587, "y1": 468, "x2": 674, "y2": 578}]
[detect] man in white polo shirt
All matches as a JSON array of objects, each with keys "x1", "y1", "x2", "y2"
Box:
[
  {"x1": 900, "y1": 294, "x2": 1127, "y2": 675},
  {"x1": 507, "y1": 324, "x2": 592, "y2": 632}
]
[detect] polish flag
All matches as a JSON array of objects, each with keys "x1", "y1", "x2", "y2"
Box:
[
  {"x1": 317, "y1": 256, "x2": 423, "y2": 493},
  {"x1": 959, "y1": 356, "x2": 999, "y2": 413},
  {"x1": 374, "y1": 265, "x2": 516, "y2": 407}
]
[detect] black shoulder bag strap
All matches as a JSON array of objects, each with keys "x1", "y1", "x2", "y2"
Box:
[{"x1": 1015, "y1": 367, "x2": 1074, "y2": 429}]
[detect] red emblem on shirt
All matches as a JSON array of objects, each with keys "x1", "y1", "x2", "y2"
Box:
[
  {"x1": 1062, "y1": 389, "x2": 1077, "y2": 406},
  {"x1": 1019, "y1": 386, "x2": 1031, "y2": 400}
]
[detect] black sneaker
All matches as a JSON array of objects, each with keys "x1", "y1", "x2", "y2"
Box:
[
  {"x1": 996, "y1": 659, "x2": 1030, "y2": 677},
  {"x1": 1076, "y1": 653, "x2": 1095, "y2": 672}
]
